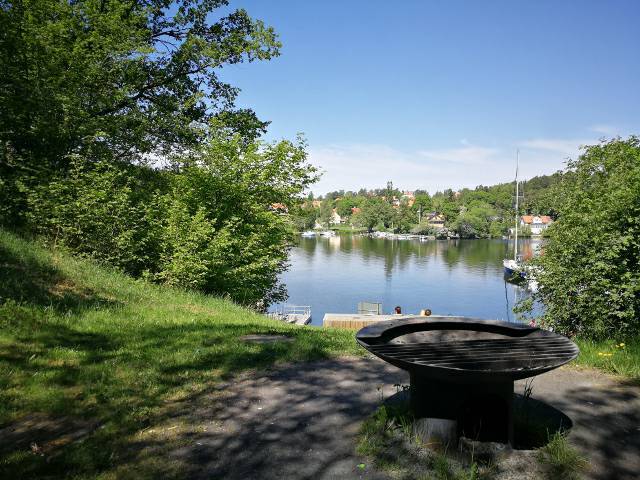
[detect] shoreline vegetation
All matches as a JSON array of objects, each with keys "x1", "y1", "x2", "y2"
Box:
[{"x1": 290, "y1": 176, "x2": 558, "y2": 239}]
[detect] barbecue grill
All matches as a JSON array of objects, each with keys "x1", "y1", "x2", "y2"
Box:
[{"x1": 357, "y1": 316, "x2": 579, "y2": 444}]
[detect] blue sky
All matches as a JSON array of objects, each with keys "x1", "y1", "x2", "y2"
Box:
[{"x1": 218, "y1": 0, "x2": 640, "y2": 194}]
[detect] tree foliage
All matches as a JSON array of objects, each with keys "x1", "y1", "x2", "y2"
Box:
[
  {"x1": 353, "y1": 198, "x2": 394, "y2": 231},
  {"x1": 530, "y1": 137, "x2": 640, "y2": 339},
  {"x1": 24, "y1": 136, "x2": 317, "y2": 306},
  {"x1": 1, "y1": 0, "x2": 279, "y2": 165},
  {"x1": 0, "y1": 1, "x2": 317, "y2": 307}
]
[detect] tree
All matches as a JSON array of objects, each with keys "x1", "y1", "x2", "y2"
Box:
[
  {"x1": 291, "y1": 202, "x2": 318, "y2": 231},
  {"x1": 436, "y1": 197, "x2": 460, "y2": 225},
  {"x1": 1, "y1": 0, "x2": 279, "y2": 165},
  {"x1": 336, "y1": 197, "x2": 355, "y2": 218},
  {"x1": 354, "y1": 197, "x2": 394, "y2": 231},
  {"x1": 393, "y1": 201, "x2": 416, "y2": 233},
  {"x1": 0, "y1": 1, "x2": 321, "y2": 308},
  {"x1": 318, "y1": 199, "x2": 334, "y2": 227},
  {"x1": 489, "y1": 219, "x2": 508, "y2": 238},
  {"x1": 1, "y1": 0, "x2": 280, "y2": 224},
  {"x1": 24, "y1": 134, "x2": 318, "y2": 306},
  {"x1": 412, "y1": 194, "x2": 433, "y2": 222},
  {"x1": 528, "y1": 137, "x2": 640, "y2": 339}
]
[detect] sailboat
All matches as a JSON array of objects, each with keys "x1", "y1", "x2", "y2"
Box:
[{"x1": 503, "y1": 151, "x2": 525, "y2": 279}]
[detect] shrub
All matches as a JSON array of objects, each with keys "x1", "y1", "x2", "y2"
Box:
[
  {"x1": 16, "y1": 135, "x2": 317, "y2": 307},
  {"x1": 530, "y1": 137, "x2": 640, "y2": 339}
]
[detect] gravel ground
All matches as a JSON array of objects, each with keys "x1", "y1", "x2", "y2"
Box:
[{"x1": 161, "y1": 357, "x2": 639, "y2": 480}]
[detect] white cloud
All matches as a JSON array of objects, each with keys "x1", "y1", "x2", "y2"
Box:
[
  {"x1": 518, "y1": 138, "x2": 592, "y2": 156},
  {"x1": 417, "y1": 145, "x2": 499, "y2": 166},
  {"x1": 307, "y1": 125, "x2": 635, "y2": 194},
  {"x1": 308, "y1": 142, "x2": 567, "y2": 195},
  {"x1": 589, "y1": 124, "x2": 619, "y2": 136}
]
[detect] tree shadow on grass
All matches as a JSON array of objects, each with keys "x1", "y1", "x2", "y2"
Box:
[{"x1": 0, "y1": 242, "x2": 120, "y2": 314}]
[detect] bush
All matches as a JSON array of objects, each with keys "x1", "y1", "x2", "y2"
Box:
[
  {"x1": 16, "y1": 135, "x2": 317, "y2": 307},
  {"x1": 530, "y1": 137, "x2": 640, "y2": 339}
]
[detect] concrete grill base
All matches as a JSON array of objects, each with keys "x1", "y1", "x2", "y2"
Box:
[{"x1": 410, "y1": 373, "x2": 514, "y2": 444}]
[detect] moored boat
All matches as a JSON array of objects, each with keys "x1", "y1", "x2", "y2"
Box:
[{"x1": 504, "y1": 151, "x2": 525, "y2": 278}]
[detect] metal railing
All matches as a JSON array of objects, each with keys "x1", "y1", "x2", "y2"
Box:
[
  {"x1": 268, "y1": 305, "x2": 311, "y2": 319},
  {"x1": 358, "y1": 301, "x2": 383, "y2": 315}
]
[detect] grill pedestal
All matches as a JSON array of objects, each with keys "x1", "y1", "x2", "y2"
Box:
[
  {"x1": 410, "y1": 373, "x2": 514, "y2": 444},
  {"x1": 357, "y1": 317, "x2": 579, "y2": 447}
]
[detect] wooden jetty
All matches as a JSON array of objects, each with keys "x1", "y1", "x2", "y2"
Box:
[
  {"x1": 268, "y1": 305, "x2": 312, "y2": 325},
  {"x1": 323, "y1": 313, "x2": 414, "y2": 330}
]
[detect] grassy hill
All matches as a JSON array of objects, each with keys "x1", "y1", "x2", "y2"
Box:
[{"x1": 0, "y1": 230, "x2": 358, "y2": 478}]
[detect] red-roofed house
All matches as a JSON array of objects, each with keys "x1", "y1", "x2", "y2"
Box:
[
  {"x1": 520, "y1": 215, "x2": 553, "y2": 235},
  {"x1": 269, "y1": 203, "x2": 288, "y2": 214},
  {"x1": 351, "y1": 207, "x2": 361, "y2": 215}
]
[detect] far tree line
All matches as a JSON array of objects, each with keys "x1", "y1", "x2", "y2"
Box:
[{"x1": 290, "y1": 174, "x2": 562, "y2": 238}]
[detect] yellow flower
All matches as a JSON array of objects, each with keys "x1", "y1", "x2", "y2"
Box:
[
  {"x1": 598, "y1": 352, "x2": 604, "y2": 356},
  {"x1": 619, "y1": 343, "x2": 625, "y2": 347}
]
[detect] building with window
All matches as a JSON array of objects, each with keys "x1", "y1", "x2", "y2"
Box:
[{"x1": 520, "y1": 215, "x2": 553, "y2": 235}]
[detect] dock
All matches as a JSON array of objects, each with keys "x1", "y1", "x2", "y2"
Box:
[
  {"x1": 268, "y1": 305, "x2": 312, "y2": 325},
  {"x1": 322, "y1": 313, "x2": 414, "y2": 330}
]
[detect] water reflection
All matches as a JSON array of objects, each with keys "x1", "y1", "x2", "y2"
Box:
[{"x1": 278, "y1": 235, "x2": 538, "y2": 326}]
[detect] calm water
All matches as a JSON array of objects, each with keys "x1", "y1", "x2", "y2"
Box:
[{"x1": 274, "y1": 236, "x2": 541, "y2": 326}]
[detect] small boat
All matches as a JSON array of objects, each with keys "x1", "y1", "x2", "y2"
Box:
[
  {"x1": 320, "y1": 230, "x2": 336, "y2": 237},
  {"x1": 301, "y1": 231, "x2": 316, "y2": 237},
  {"x1": 503, "y1": 258, "x2": 525, "y2": 278}
]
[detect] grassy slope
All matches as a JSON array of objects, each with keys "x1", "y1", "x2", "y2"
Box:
[{"x1": 0, "y1": 230, "x2": 359, "y2": 478}]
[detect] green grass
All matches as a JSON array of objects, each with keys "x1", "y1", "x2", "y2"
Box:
[
  {"x1": 573, "y1": 337, "x2": 640, "y2": 382},
  {"x1": 356, "y1": 404, "x2": 490, "y2": 480},
  {"x1": 537, "y1": 431, "x2": 588, "y2": 480},
  {"x1": 0, "y1": 229, "x2": 360, "y2": 479}
]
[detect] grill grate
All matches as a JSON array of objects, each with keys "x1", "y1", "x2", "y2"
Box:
[{"x1": 367, "y1": 337, "x2": 578, "y2": 371}]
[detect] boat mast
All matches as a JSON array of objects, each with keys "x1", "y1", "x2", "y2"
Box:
[{"x1": 514, "y1": 150, "x2": 519, "y2": 261}]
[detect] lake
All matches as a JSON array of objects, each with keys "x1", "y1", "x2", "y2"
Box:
[{"x1": 273, "y1": 235, "x2": 541, "y2": 326}]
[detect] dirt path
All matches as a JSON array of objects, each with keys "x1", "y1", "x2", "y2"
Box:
[
  {"x1": 162, "y1": 357, "x2": 638, "y2": 480},
  {"x1": 519, "y1": 368, "x2": 640, "y2": 480}
]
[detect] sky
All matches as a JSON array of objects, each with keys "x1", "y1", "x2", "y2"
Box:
[{"x1": 217, "y1": 0, "x2": 640, "y2": 194}]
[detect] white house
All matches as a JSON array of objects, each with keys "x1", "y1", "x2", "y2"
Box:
[
  {"x1": 520, "y1": 215, "x2": 553, "y2": 235},
  {"x1": 331, "y1": 209, "x2": 342, "y2": 224}
]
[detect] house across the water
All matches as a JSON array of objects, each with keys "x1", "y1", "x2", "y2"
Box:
[
  {"x1": 426, "y1": 212, "x2": 446, "y2": 230},
  {"x1": 518, "y1": 215, "x2": 553, "y2": 235}
]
